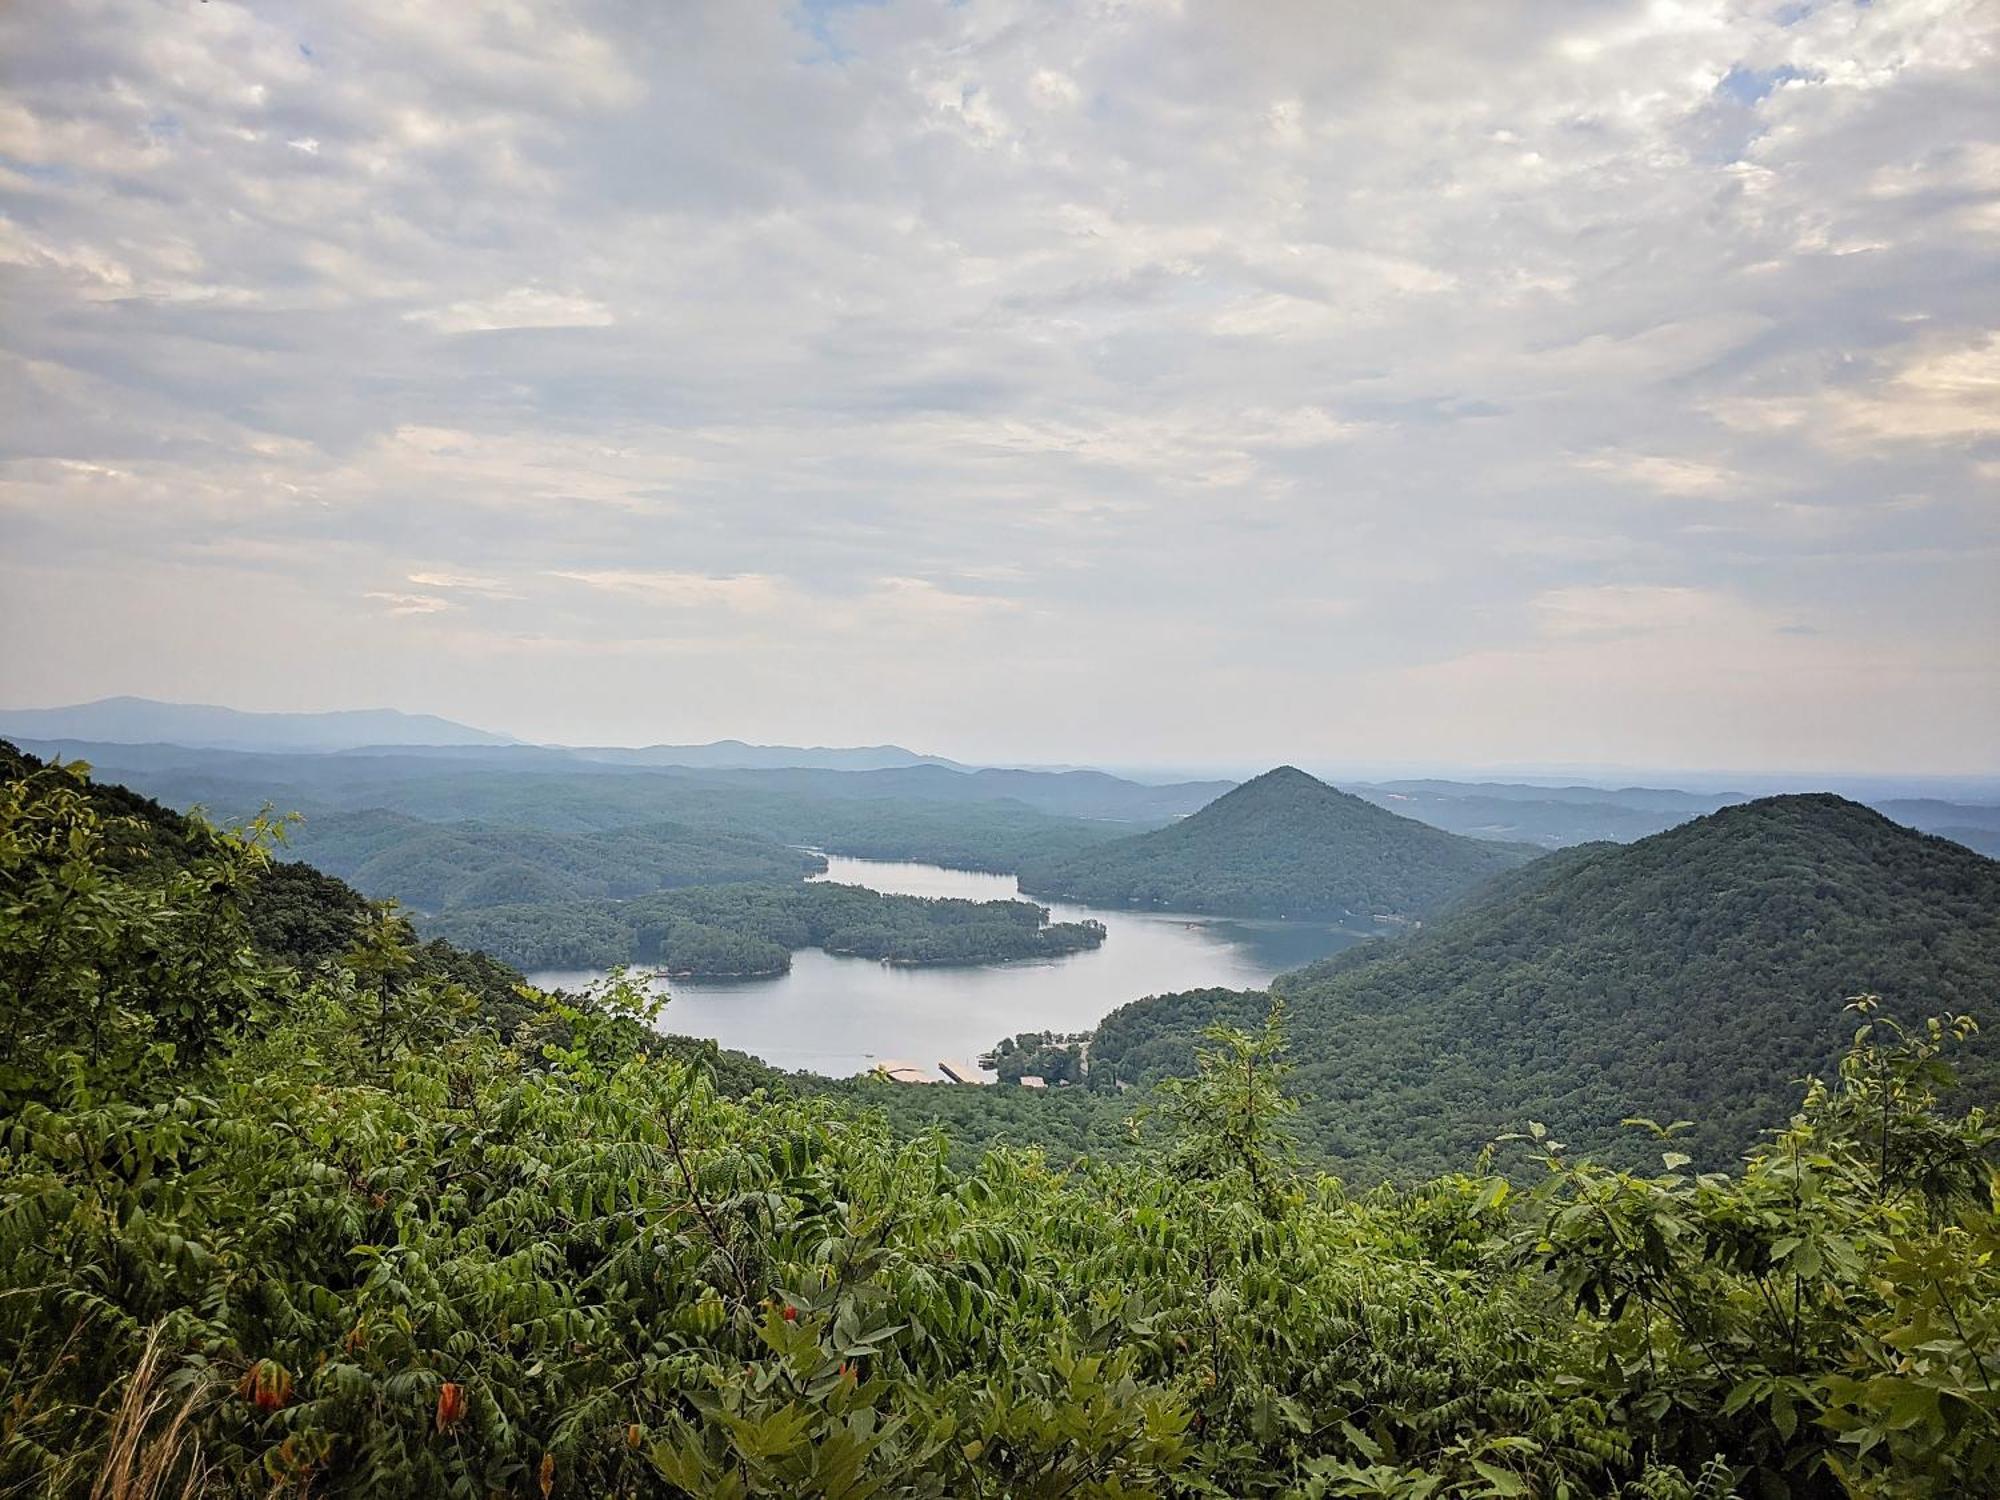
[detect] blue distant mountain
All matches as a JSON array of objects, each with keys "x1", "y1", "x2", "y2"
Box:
[
  {"x1": 0, "y1": 696, "x2": 514, "y2": 753},
  {"x1": 573, "y1": 740, "x2": 964, "y2": 772}
]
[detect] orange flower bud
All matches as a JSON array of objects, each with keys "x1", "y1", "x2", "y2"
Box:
[
  {"x1": 241, "y1": 1359, "x2": 292, "y2": 1412},
  {"x1": 538, "y1": 1452, "x2": 556, "y2": 1498},
  {"x1": 435, "y1": 1381, "x2": 467, "y2": 1431}
]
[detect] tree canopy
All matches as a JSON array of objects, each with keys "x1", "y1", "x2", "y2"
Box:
[{"x1": 4, "y1": 753, "x2": 1997, "y2": 1497}]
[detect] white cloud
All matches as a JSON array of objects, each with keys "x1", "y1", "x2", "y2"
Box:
[
  {"x1": 548, "y1": 570, "x2": 786, "y2": 611},
  {"x1": 407, "y1": 571, "x2": 517, "y2": 596},
  {"x1": 365, "y1": 591, "x2": 452, "y2": 615},
  {"x1": 1572, "y1": 452, "x2": 1741, "y2": 498},
  {"x1": 1530, "y1": 585, "x2": 1734, "y2": 640},
  {"x1": 2, "y1": 0, "x2": 1995, "y2": 767},
  {"x1": 405, "y1": 288, "x2": 615, "y2": 334}
]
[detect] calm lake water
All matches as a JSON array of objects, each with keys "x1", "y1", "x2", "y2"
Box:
[{"x1": 527, "y1": 856, "x2": 1377, "y2": 1079}]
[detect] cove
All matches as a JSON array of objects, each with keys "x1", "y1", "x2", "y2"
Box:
[{"x1": 527, "y1": 855, "x2": 1378, "y2": 1078}]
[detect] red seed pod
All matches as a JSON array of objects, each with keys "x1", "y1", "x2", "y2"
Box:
[
  {"x1": 435, "y1": 1381, "x2": 467, "y2": 1431},
  {"x1": 538, "y1": 1452, "x2": 556, "y2": 1498},
  {"x1": 242, "y1": 1359, "x2": 292, "y2": 1412},
  {"x1": 782, "y1": 1304, "x2": 798, "y2": 1323}
]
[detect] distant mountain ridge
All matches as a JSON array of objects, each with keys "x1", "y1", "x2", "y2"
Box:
[
  {"x1": 573, "y1": 740, "x2": 963, "y2": 772},
  {"x1": 1090, "y1": 793, "x2": 2000, "y2": 1180},
  {"x1": 1346, "y1": 779, "x2": 1747, "y2": 848},
  {"x1": 1020, "y1": 766, "x2": 1543, "y2": 919},
  {"x1": 0, "y1": 697, "x2": 513, "y2": 752},
  {"x1": 9, "y1": 739, "x2": 1227, "y2": 827}
]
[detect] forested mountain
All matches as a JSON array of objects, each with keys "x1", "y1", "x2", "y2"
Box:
[
  {"x1": 1343, "y1": 779, "x2": 2000, "y2": 855},
  {"x1": 9, "y1": 742, "x2": 2000, "y2": 1497},
  {"x1": 675, "y1": 763, "x2": 1232, "y2": 822},
  {"x1": 1090, "y1": 794, "x2": 2000, "y2": 1179},
  {"x1": 281, "y1": 808, "x2": 823, "y2": 913},
  {"x1": 16, "y1": 740, "x2": 1134, "y2": 877},
  {"x1": 1020, "y1": 766, "x2": 1542, "y2": 919}
]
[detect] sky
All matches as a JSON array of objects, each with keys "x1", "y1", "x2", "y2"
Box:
[{"x1": 1, "y1": 0, "x2": 1996, "y2": 773}]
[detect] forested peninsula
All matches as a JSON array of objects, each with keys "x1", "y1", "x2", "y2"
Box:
[{"x1": 426, "y1": 879, "x2": 1106, "y2": 975}]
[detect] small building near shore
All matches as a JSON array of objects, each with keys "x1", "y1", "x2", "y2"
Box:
[
  {"x1": 871, "y1": 1059, "x2": 935, "y2": 1084},
  {"x1": 1017, "y1": 1075, "x2": 1046, "y2": 1089},
  {"x1": 937, "y1": 1059, "x2": 987, "y2": 1084}
]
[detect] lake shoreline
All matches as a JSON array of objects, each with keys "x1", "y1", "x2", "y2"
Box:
[{"x1": 530, "y1": 855, "x2": 1377, "y2": 1079}]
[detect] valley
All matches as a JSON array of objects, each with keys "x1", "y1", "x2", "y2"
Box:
[
  {"x1": 525, "y1": 854, "x2": 1375, "y2": 1077},
  {"x1": 6, "y1": 721, "x2": 1999, "y2": 1497}
]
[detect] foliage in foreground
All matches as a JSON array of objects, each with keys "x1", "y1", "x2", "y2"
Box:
[{"x1": 3, "y1": 758, "x2": 1998, "y2": 1497}]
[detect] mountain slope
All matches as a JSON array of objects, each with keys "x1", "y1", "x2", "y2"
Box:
[
  {"x1": 664, "y1": 763, "x2": 1232, "y2": 823},
  {"x1": 1019, "y1": 766, "x2": 1541, "y2": 919},
  {"x1": 1092, "y1": 794, "x2": 2000, "y2": 1180},
  {"x1": 282, "y1": 809, "x2": 823, "y2": 914},
  {"x1": 0, "y1": 696, "x2": 511, "y2": 751}
]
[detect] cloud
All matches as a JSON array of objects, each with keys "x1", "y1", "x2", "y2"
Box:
[
  {"x1": 1, "y1": 0, "x2": 1995, "y2": 768},
  {"x1": 548, "y1": 570, "x2": 786, "y2": 610},
  {"x1": 865, "y1": 576, "x2": 1022, "y2": 620},
  {"x1": 407, "y1": 570, "x2": 517, "y2": 596},
  {"x1": 1572, "y1": 453, "x2": 1742, "y2": 499},
  {"x1": 1835, "y1": 332, "x2": 2000, "y2": 442},
  {"x1": 1531, "y1": 585, "x2": 1735, "y2": 640},
  {"x1": 405, "y1": 288, "x2": 616, "y2": 334},
  {"x1": 365, "y1": 591, "x2": 452, "y2": 616}
]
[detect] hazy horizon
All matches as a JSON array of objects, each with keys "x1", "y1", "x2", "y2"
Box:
[
  {"x1": 7, "y1": 692, "x2": 2000, "y2": 798},
  {"x1": 4, "y1": 1, "x2": 1996, "y2": 773}
]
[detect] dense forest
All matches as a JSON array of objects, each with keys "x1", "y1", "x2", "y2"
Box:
[
  {"x1": 1084, "y1": 797, "x2": 2000, "y2": 1180},
  {"x1": 281, "y1": 807, "x2": 825, "y2": 912},
  {"x1": 426, "y1": 880, "x2": 1106, "y2": 975},
  {"x1": 1020, "y1": 767, "x2": 1542, "y2": 920},
  {"x1": 17, "y1": 740, "x2": 1141, "y2": 876},
  {"x1": 5, "y1": 748, "x2": 1998, "y2": 1496}
]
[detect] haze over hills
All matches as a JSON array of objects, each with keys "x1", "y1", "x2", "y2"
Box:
[
  {"x1": 574, "y1": 740, "x2": 963, "y2": 772},
  {"x1": 1346, "y1": 779, "x2": 1747, "y2": 848},
  {"x1": 10, "y1": 737, "x2": 1229, "y2": 829},
  {"x1": 1090, "y1": 794, "x2": 2000, "y2": 1180},
  {"x1": 0, "y1": 696, "x2": 516, "y2": 752},
  {"x1": 18, "y1": 702, "x2": 2000, "y2": 880},
  {"x1": 1020, "y1": 766, "x2": 1544, "y2": 920},
  {"x1": 277, "y1": 808, "x2": 826, "y2": 915}
]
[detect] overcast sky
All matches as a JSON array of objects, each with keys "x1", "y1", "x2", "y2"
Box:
[{"x1": 2, "y1": 0, "x2": 1995, "y2": 772}]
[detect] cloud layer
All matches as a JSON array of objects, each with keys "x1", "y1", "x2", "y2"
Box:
[{"x1": 2, "y1": 0, "x2": 1995, "y2": 770}]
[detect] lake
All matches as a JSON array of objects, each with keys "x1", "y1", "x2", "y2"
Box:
[{"x1": 527, "y1": 855, "x2": 1377, "y2": 1078}]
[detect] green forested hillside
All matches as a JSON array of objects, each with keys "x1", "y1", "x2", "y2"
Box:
[
  {"x1": 1020, "y1": 766, "x2": 1541, "y2": 920},
  {"x1": 5, "y1": 751, "x2": 1997, "y2": 1497},
  {"x1": 283, "y1": 808, "x2": 823, "y2": 912},
  {"x1": 426, "y1": 880, "x2": 1105, "y2": 975},
  {"x1": 28, "y1": 741, "x2": 1133, "y2": 880},
  {"x1": 1089, "y1": 795, "x2": 2000, "y2": 1180}
]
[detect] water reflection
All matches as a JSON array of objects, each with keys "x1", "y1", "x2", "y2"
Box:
[{"x1": 528, "y1": 856, "x2": 1377, "y2": 1078}]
